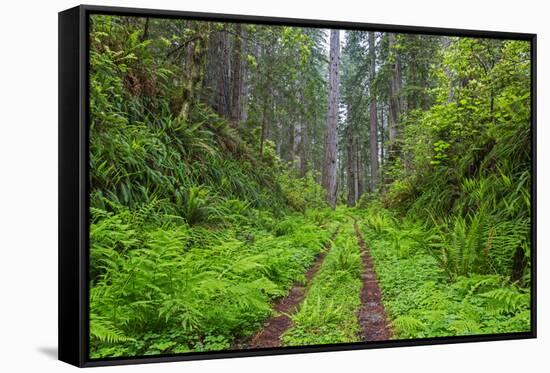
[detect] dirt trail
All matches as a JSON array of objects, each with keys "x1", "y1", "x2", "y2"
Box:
[
  {"x1": 243, "y1": 227, "x2": 340, "y2": 349},
  {"x1": 354, "y1": 221, "x2": 392, "y2": 341}
]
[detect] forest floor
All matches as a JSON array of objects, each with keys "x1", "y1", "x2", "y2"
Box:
[
  {"x1": 243, "y1": 227, "x2": 341, "y2": 349},
  {"x1": 242, "y1": 218, "x2": 392, "y2": 349},
  {"x1": 353, "y1": 221, "x2": 392, "y2": 341},
  {"x1": 90, "y1": 203, "x2": 530, "y2": 358}
]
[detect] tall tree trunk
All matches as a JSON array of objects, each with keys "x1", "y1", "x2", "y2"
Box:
[
  {"x1": 140, "y1": 18, "x2": 149, "y2": 42},
  {"x1": 259, "y1": 45, "x2": 272, "y2": 160},
  {"x1": 312, "y1": 111, "x2": 321, "y2": 179},
  {"x1": 299, "y1": 120, "x2": 308, "y2": 176},
  {"x1": 407, "y1": 35, "x2": 418, "y2": 110},
  {"x1": 322, "y1": 29, "x2": 341, "y2": 209},
  {"x1": 292, "y1": 120, "x2": 300, "y2": 164},
  {"x1": 217, "y1": 29, "x2": 231, "y2": 117},
  {"x1": 299, "y1": 87, "x2": 309, "y2": 177},
  {"x1": 388, "y1": 33, "x2": 402, "y2": 164},
  {"x1": 259, "y1": 93, "x2": 269, "y2": 160},
  {"x1": 230, "y1": 24, "x2": 243, "y2": 123},
  {"x1": 286, "y1": 117, "x2": 296, "y2": 164},
  {"x1": 355, "y1": 139, "x2": 362, "y2": 200},
  {"x1": 346, "y1": 124, "x2": 356, "y2": 207},
  {"x1": 441, "y1": 36, "x2": 455, "y2": 103},
  {"x1": 203, "y1": 31, "x2": 219, "y2": 109},
  {"x1": 179, "y1": 23, "x2": 210, "y2": 122},
  {"x1": 240, "y1": 27, "x2": 249, "y2": 123},
  {"x1": 368, "y1": 31, "x2": 379, "y2": 192},
  {"x1": 379, "y1": 103, "x2": 385, "y2": 166}
]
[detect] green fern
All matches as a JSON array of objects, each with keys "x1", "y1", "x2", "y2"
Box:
[
  {"x1": 90, "y1": 314, "x2": 134, "y2": 344},
  {"x1": 480, "y1": 288, "x2": 530, "y2": 315},
  {"x1": 392, "y1": 316, "x2": 426, "y2": 338}
]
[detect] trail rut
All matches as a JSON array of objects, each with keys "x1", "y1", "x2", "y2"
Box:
[
  {"x1": 354, "y1": 221, "x2": 392, "y2": 341},
  {"x1": 243, "y1": 227, "x2": 340, "y2": 349}
]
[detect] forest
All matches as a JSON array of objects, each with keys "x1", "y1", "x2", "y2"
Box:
[{"x1": 88, "y1": 15, "x2": 532, "y2": 358}]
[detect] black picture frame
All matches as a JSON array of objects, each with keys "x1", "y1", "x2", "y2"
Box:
[{"x1": 59, "y1": 4, "x2": 537, "y2": 368}]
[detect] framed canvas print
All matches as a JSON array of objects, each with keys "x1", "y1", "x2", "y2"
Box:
[{"x1": 59, "y1": 4, "x2": 537, "y2": 367}]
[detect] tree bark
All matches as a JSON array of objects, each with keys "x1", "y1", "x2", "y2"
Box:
[
  {"x1": 217, "y1": 29, "x2": 231, "y2": 117},
  {"x1": 441, "y1": 36, "x2": 455, "y2": 103},
  {"x1": 179, "y1": 22, "x2": 210, "y2": 122},
  {"x1": 368, "y1": 31, "x2": 379, "y2": 192},
  {"x1": 379, "y1": 103, "x2": 385, "y2": 167},
  {"x1": 322, "y1": 29, "x2": 341, "y2": 208},
  {"x1": 230, "y1": 24, "x2": 243, "y2": 123},
  {"x1": 355, "y1": 139, "x2": 363, "y2": 200},
  {"x1": 259, "y1": 44, "x2": 272, "y2": 160},
  {"x1": 346, "y1": 123, "x2": 356, "y2": 207},
  {"x1": 511, "y1": 246, "x2": 526, "y2": 283},
  {"x1": 388, "y1": 33, "x2": 402, "y2": 162},
  {"x1": 239, "y1": 26, "x2": 249, "y2": 123},
  {"x1": 300, "y1": 119, "x2": 308, "y2": 177},
  {"x1": 259, "y1": 93, "x2": 269, "y2": 160},
  {"x1": 140, "y1": 18, "x2": 150, "y2": 42}
]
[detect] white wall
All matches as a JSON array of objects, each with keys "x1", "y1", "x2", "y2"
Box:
[{"x1": 0, "y1": 0, "x2": 546, "y2": 371}]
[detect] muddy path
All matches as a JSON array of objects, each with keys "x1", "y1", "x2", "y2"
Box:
[
  {"x1": 353, "y1": 221, "x2": 392, "y2": 341},
  {"x1": 242, "y1": 227, "x2": 340, "y2": 349}
]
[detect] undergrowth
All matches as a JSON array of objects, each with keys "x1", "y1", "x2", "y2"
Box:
[
  {"x1": 88, "y1": 16, "x2": 532, "y2": 357},
  {"x1": 359, "y1": 207, "x2": 530, "y2": 339},
  {"x1": 282, "y1": 214, "x2": 363, "y2": 346},
  {"x1": 90, "y1": 209, "x2": 331, "y2": 357}
]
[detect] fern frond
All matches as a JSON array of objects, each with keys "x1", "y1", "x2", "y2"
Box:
[{"x1": 90, "y1": 314, "x2": 134, "y2": 344}]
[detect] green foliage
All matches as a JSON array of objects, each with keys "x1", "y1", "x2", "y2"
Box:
[
  {"x1": 381, "y1": 38, "x2": 531, "y2": 285},
  {"x1": 90, "y1": 15, "x2": 291, "y2": 216},
  {"x1": 88, "y1": 15, "x2": 531, "y2": 358},
  {"x1": 362, "y1": 206, "x2": 396, "y2": 235},
  {"x1": 277, "y1": 170, "x2": 327, "y2": 212},
  {"x1": 90, "y1": 314, "x2": 135, "y2": 344},
  {"x1": 282, "y1": 224, "x2": 363, "y2": 346},
  {"x1": 358, "y1": 209, "x2": 530, "y2": 339},
  {"x1": 89, "y1": 16, "x2": 336, "y2": 358},
  {"x1": 178, "y1": 186, "x2": 218, "y2": 226},
  {"x1": 90, "y1": 209, "x2": 331, "y2": 358}
]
